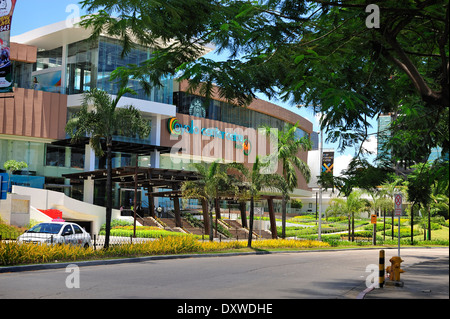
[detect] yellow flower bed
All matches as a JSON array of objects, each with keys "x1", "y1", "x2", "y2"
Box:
[{"x1": 1, "y1": 237, "x2": 329, "y2": 266}]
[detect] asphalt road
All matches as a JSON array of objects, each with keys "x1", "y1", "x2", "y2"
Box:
[{"x1": 0, "y1": 247, "x2": 448, "y2": 300}]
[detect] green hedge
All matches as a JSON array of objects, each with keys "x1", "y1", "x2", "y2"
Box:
[
  {"x1": 384, "y1": 228, "x2": 421, "y2": 238},
  {"x1": 100, "y1": 228, "x2": 207, "y2": 240}
]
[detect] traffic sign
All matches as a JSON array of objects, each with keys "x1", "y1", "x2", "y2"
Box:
[
  {"x1": 371, "y1": 214, "x2": 377, "y2": 224},
  {"x1": 394, "y1": 194, "x2": 402, "y2": 216}
]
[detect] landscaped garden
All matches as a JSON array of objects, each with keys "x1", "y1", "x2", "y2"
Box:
[{"x1": 278, "y1": 214, "x2": 449, "y2": 247}]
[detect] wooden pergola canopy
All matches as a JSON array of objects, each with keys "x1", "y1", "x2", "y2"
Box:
[{"x1": 63, "y1": 166, "x2": 200, "y2": 190}]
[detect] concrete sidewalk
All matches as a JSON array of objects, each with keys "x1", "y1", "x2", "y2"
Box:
[{"x1": 364, "y1": 255, "x2": 449, "y2": 299}]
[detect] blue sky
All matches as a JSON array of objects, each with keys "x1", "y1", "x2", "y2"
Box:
[
  {"x1": 11, "y1": 0, "x2": 378, "y2": 175},
  {"x1": 11, "y1": 0, "x2": 88, "y2": 36}
]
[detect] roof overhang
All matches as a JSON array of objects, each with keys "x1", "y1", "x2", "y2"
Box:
[
  {"x1": 11, "y1": 20, "x2": 93, "y2": 50},
  {"x1": 52, "y1": 137, "x2": 172, "y2": 156},
  {"x1": 67, "y1": 94, "x2": 176, "y2": 119}
]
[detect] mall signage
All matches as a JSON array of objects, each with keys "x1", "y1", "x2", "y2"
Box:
[
  {"x1": 0, "y1": 0, "x2": 16, "y2": 93},
  {"x1": 322, "y1": 151, "x2": 334, "y2": 174},
  {"x1": 168, "y1": 117, "x2": 251, "y2": 156}
]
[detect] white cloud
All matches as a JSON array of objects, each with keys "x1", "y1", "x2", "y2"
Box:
[
  {"x1": 332, "y1": 136, "x2": 378, "y2": 177},
  {"x1": 333, "y1": 154, "x2": 353, "y2": 177},
  {"x1": 362, "y1": 136, "x2": 378, "y2": 156}
]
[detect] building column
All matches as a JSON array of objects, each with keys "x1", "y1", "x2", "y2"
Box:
[
  {"x1": 150, "y1": 114, "x2": 162, "y2": 170},
  {"x1": 150, "y1": 150, "x2": 160, "y2": 169},
  {"x1": 83, "y1": 144, "x2": 95, "y2": 204},
  {"x1": 151, "y1": 114, "x2": 162, "y2": 146}
]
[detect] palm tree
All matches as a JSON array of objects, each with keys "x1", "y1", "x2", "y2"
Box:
[
  {"x1": 65, "y1": 88, "x2": 151, "y2": 249},
  {"x1": 263, "y1": 122, "x2": 311, "y2": 238},
  {"x1": 181, "y1": 160, "x2": 237, "y2": 241},
  {"x1": 235, "y1": 156, "x2": 288, "y2": 248},
  {"x1": 326, "y1": 190, "x2": 368, "y2": 241},
  {"x1": 379, "y1": 176, "x2": 405, "y2": 240},
  {"x1": 347, "y1": 190, "x2": 370, "y2": 241}
]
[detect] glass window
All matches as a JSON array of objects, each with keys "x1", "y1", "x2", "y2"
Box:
[
  {"x1": 13, "y1": 61, "x2": 34, "y2": 89},
  {"x1": 66, "y1": 40, "x2": 98, "y2": 95},
  {"x1": 173, "y1": 92, "x2": 304, "y2": 133},
  {"x1": 73, "y1": 224, "x2": 83, "y2": 234},
  {"x1": 36, "y1": 47, "x2": 63, "y2": 71},
  {"x1": 62, "y1": 225, "x2": 73, "y2": 235},
  {"x1": 28, "y1": 223, "x2": 63, "y2": 234},
  {"x1": 96, "y1": 37, "x2": 173, "y2": 103},
  {"x1": 294, "y1": 128, "x2": 308, "y2": 140},
  {"x1": 46, "y1": 145, "x2": 65, "y2": 167},
  {"x1": 0, "y1": 139, "x2": 45, "y2": 175},
  {"x1": 70, "y1": 148, "x2": 85, "y2": 169}
]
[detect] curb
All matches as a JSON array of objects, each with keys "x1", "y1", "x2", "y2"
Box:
[
  {"x1": 357, "y1": 286, "x2": 374, "y2": 299},
  {"x1": 0, "y1": 250, "x2": 274, "y2": 273}
]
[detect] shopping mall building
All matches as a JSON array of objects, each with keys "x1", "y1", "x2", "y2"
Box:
[{"x1": 0, "y1": 20, "x2": 315, "y2": 232}]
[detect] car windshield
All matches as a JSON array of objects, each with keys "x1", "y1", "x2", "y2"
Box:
[{"x1": 27, "y1": 223, "x2": 63, "y2": 234}]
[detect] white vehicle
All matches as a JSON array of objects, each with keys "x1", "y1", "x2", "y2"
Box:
[{"x1": 17, "y1": 221, "x2": 92, "y2": 248}]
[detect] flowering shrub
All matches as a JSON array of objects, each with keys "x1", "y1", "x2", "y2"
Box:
[{"x1": 1, "y1": 237, "x2": 329, "y2": 266}]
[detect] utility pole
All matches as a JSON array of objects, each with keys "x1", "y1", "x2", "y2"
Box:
[{"x1": 318, "y1": 129, "x2": 323, "y2": 241}]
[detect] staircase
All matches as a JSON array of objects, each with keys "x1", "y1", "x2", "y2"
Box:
[
  {"x1": 139, "y1": 215, "x2": 269, "y2": 240},
  {"x1": 223, "y1": 219, "x2": 255, "y2": 240}
]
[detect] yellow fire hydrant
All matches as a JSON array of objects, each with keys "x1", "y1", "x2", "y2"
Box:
[{"x1": 386, "y1": 256, "x2": 404, "y2": 281}]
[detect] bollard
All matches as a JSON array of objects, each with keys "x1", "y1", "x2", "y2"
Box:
[
  {"x1": 379, "y1": 250, "x2": 385, "y2": 288},
  {"x1": 386, "y1": 256, "x2": 404, "y2": 282}
]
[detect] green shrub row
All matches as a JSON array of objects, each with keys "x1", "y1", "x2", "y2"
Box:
[
  {"x1": 383, "y1": 228, "x2": 421, "y2": 238},
  {"x1": 99, "y1": 228, "x2": 207, "y2": 240}
]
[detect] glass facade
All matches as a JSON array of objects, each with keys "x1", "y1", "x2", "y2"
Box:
[
  {"x1": 66, "y1": 40, "x2": 98, "y2": 94},
  {"x1": 0, "y1": 139, "x2": 86, "y2": 176},
  {"x1": 64, "y1": 37, "x2": 173, "y2": 104},
  {"x1": 0, "y1": 138, "x2": 85, "y2": 199},
  {"x1": 12, "y1": 36, "x2": 173, "y2": 104}
]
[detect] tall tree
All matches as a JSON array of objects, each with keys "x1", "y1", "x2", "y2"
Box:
[
  {"x1": 65, "y1": 88, "x2": 151, "y2": 248},
  {"x1": 263, "y1": 122, "x2": 311, "y2": 238},
  {"x1": 405, "y1": 161, "x2": 446, "y2": 242},
  {"x1": 80, "y1": 0, "x2": 448, "y2": 160}
]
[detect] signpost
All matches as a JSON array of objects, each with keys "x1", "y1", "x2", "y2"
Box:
[
  {"x1": 371, "y1": 214, "x2": 377, "y2": 245},
  {"x1": 394, "y1": 194, "x2": 402, "y2": 256},
  {"x1": 371, "y1": 214, "x2": 377, "y2": 224}
]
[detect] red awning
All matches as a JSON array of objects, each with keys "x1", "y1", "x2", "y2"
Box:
[{"x1": 38, "y1": 209, "x2": 63, "y2": 220}]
